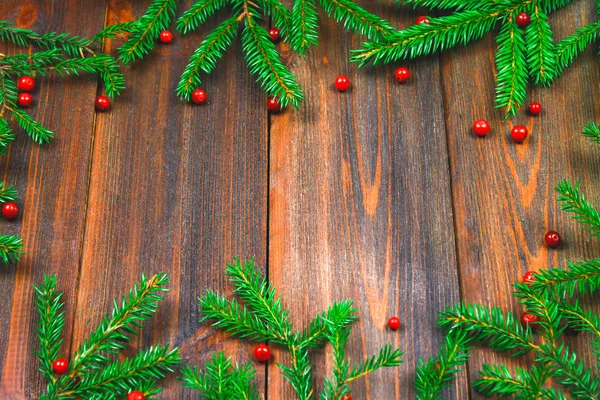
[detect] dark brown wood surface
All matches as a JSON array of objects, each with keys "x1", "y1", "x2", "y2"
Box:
[{"x1": 0, "y1": 0, "x2": 598, "y2": 399}]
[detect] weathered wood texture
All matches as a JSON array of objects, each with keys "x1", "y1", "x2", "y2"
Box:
[
  {"x1": 0, "y1": 1, "x2": 106, "y2": 398},
  {"x1": 440, "y1": 1, "x2": 600, "y2": 398},
  {"x1": 268, "y1": 2, "x2": 464, "y2": 398}
]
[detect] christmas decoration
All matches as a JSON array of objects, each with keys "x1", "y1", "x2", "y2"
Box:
[
  {"x1": 511, "y1": 125, "x2": 528, "y2": 142},
  {"x1": 394, "y1": 67, "x2": 410, "y2": 83},
  {"x1": 95, "y1": 95, "x2": 111, "y2": 111},
  {"x1": 335, "y1": 75, "x2": 351, "y2": 91},
  {"x1": 351, "y1": 0, "x2": 570, "y2": 119},
  {"x1": 544, "y1": 230, "x2": 561, "y2": 248},
  {"x1": 253, "y1": 344, "x2": 272, "y2": 362},
  {"x1": 472, "y1": 120, "x2": 490, "y2": 137},
  {"x1": 159, "y1": 30, "x2": 173, "y2": 44},
  {"x1": 191, "y1": 88, "x2": 207, "y2": 105},
  {"x1": 182, "y1": 259, "x2": 403, "y2": 399},
  {"x1": 0, "y1": 183, "x2": 23, "y2": 263},
  {"x1": 33, "y1": 273, "x2": 180, "y2": 398},
  {"x1": 0, "y1": 20, "x2": 123, "y2": 146},
  {"x1": 415, "y1": 125, "x2": 600, "y2": 399},
  {"x1": 387, "y1": 316, "x2": 401, "y2": 330}
]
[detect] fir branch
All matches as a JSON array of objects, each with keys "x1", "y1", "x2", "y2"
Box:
[
  {"x1": 581, "y1": 121, "x2": 600, "y2": 147},
  {"x1": 260, "y1": 0, "x2": 293, "y2": 37},
  {"x1": 93, "y1": 21, "x2": 139, "y2": 42},
  {"x1": 118, "y1": 0, "x2": 178, "y2": 65},
  {"x1": 0, "y1": 235, "x2": 23, "y2": 263},
  {"x1": 34, "y1": 276, "x2": 66, "y2": 382},
  {"x1": 514, "y1": 283, "x2": 564, "y2": 345},
  {"x1": 320, "y1": 314, "x2": 352, "y2": 400},
  {"x1": 318, "y1": 0, "x2": 395, "y2": 40},
  {"x1": 559, "y1": 300, "x2": 600, "y2": 359},
  {"x1": 400, "y1": 0, "x2": 499, "y2": 11},
  {"x1": 529, "y1": 259, "x2": 600, "y2": 298},
  {"x1": 0, "y1": 117, "x2": 15, "y2": 155},
  {"x1": 176, "y1": 17, "x2": 239, "y2": 101},
  {"x1": 494, "y1": 18, "x2": 527, "y2": 119},
  {"x1": 11, "y1": 108, "x2": 54, "y2": 144},
  {"x1": 0, "y1": 49, "x2": 63, "y2": 75},
  {"x1": 415, "y1": 330, "x2": 472, "y2": 400},
  {"x1": 438, "y1": 302, "x2": 538, "y2": 355},
  {"x1": 241, "y1": 7, "x2": 305, "y2": 108},
  {"x1": 290, "y1": 0, "x2": 320, "y2": 55},
  {"x1": 177, "y1": 0, "x2": 228, "y2": 35},
  {"x1": 556, "y1": 179, "x2": 600, "y2": 237},
  {"x1": 301, "y1": 300, "x2": 357, "y2": 348},
  {"x1": 473, "y1": 364, "x2": 530, "y2": 397},
  {"x1": 50, "y1": 54, "x2": 125, "y2": 97},
  {"x1": 0, "y1": 181, "x2": 18, "y2": 203},
  {"x1": 277, "y1": 344, "x2": 314, "y2": 400},
  {"x1": 525, "y1": 2, "x2": 556, "y2": 86},
  {"x1": 346, "y1": 344, "x2": 404, "y2": 383},
  {"x1": 555, "y1": 22, "x2": 600, "y2": 75}
]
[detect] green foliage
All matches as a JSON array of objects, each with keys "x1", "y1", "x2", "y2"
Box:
[
  {"x1": 556, "y1": 179, "x2": 600, "y2": 237},
  {"x1": 525, "y1": 2, "x2": 556, "y2": 86},
  {"x1": 0, "y1": 179, "x2": 23, "y2": 263},
  {"x1": 581, "y1": 122, "x2": 600, "y2": 147},
  {"x1": 495, "y1": 18, "x2": 527, "y2": 119},
  {"x1": 555, "y1": 22, "x2": 600, "y2": 75},
  {"x1": 35, "y1": 273, "x2": 180, "y2": 399},
  {"x1": 189, "y1": 258, "x2": 403, "y2": 399}
]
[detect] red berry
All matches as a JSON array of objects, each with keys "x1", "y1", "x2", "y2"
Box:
[
  {"x1": 127, "y1": 390, "x2": 146, "y2": 400},
  {"x1": 544, "y1": 231, "x2": 561, "y2": 248},
  {"x1": 2, "y1": 202, "x2": 19, "y2": 220},
  {"x1": 335, "y1": 75, "x2": 351, "y2": 92},
  {"x1": 521, "y1": 312, "x2": 540, "y2": 328},
  {"x1": 511, "y1": 125, "x2": 528, "y2": 142},
  {"x1": 522, "y1": 271, "x2": 538, "y2": 286},
  {"x1": 254, "y1": 344, "x2": 271, "y2": 362},
  {"x1": 472, "y1": 120, "x2": 491, "y2": 137},
  {"x1": 415, "y1": 16, "x2": 430, "y2": 25},
  {"x1": 95, "y1": 95, "x2": 111, "y2": 111},
  {"x1": 17, "y1": 93, "x2": 33, "y2": 108},
  {"x1": 433, "y1": 361, "x2": 442, "y2": 372},
  {"x1": 52, "y1": 358, "x2": 69, "y2": 375},
  {"x1": 191, "y1": 89, "x2": 207, "y2": 104},
  {"x1": 159, "y1": 30, "x2": 173, "y2": 44},
  {"x1": 269, "y1": 27, "x2": 281, "y2": 42},
  {"x1": 267, "y1": 96, "x2": 283, "y2": 113},
  {"x1": 528, "y1": 101, "x2": 542, "y2": 115},
  {"x1": 395, "y1": 67, "x2": 410, "y2": 83},
  {"x1": 387, "y1": 316, "x2": 401, "y2": 330},
  {"x1": 18, "y1": 76, "x2": 35, "y2": 92},
  {"x1": 340, "y1": 395, "x2": 353, "y2": 400},
  {"x1": 516, "y1": 12, "x2": 531, "y2": 28}
]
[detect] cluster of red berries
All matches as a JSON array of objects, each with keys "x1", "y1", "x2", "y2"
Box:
[
  {"x1": 17, "y1": 76, "x2": 35, "y2": 108},
  {"x1": 472, "y1": 102, "x2": 542, "y2": 141}
]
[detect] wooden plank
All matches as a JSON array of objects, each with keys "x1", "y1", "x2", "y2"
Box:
[
  {"x1": 71, "y1": 1, "x2": 268, "y2": 397},
  {"x1": 441, "y1": 1, "x2": 600, "y2": 397},
  {"x1": 268, "y1": 2, "x2": 466, "y2": 398},
  {"x1": 0, "y1": 2, "x2": 107, "y2": 398}
]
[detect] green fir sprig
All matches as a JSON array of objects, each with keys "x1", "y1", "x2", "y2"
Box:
[
  {"x1": 0, "y1": 181, "x2": 23, "y2": 263},
  {"x1": 35, "y1": 273, "x2": 180, "y2": 399},
  {"x1": 184, "y1": 258, "x2": 403, "y2": 399}
]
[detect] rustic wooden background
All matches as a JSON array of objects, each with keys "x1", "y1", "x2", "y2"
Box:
[{"x1": 1, "y1": 0, "x2": 599, "y2": 398}]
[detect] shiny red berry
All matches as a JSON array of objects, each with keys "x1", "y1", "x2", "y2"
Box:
[
  {"x1": 521, "y1": 312, "x2": 540, "y2": 328},
  {"x1": 522, "y1": 271, "x2": 538, "y2": 286},
  {"x1": 395, "y1": 67, "x2": 410, "y2": 83},
  {"x1": 191, "y1": 89, "x2": 207, "y2": 104},
  {"x1": 127, "y1": 390, "x2": 146, "y2": 400},
  {"x1": 159, "y1": 30, "x2": 173, "y2": 43},
  {"x1": 18, "y1": 93, "x2": 33, "y2": 107},
  {"x1": 416, "y1": 16, "x2": 430, "y2": 25},
  {"x1": 95, "y1": 95, "x2": 111, "y2": 111},
  {"x1": 472, "y1": 120, "x2": 491, "y2": 137},
  {"x1": 267, "y1": 97, "x2": 282, "y2": 113},
  {"x1": 545, "y1": 231, "x2": 561, "y2": 248},
  {"x1": 254, "y1": 344, "x2": 271, "y2": 362},
  {"x1": 516, "y1": 12, "x2": 531, "y2": 28},
  {"x1": 2, "y1": 202, "x2": 19, "y2": 220},
  {"x1": 528, "y1": 101, "x2": 542, "y2": 115},
  {"x1": 269, "y1": 27, "x2": 281, "y2": 42},
  {"x1": 18, "y1": 76, "x2": 35, "y2": 92},
  {"x1": 387, "y1": 316, "x2": 401, "y2": 330},
  {"x1": 511, "y1": 125, "x2": 528, "y2": 142},
  {"x1": 335, "y1": 75, "x2": 351, "y2": 92},
  {"x1": 340, "y1": 395, "x2": 353, "y2": 400},
  {"x1": 52, "y1": 358, "x2": 69, "y2": 375}
]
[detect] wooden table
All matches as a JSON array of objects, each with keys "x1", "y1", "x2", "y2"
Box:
[{"x1": 1, "y1": 1, "x2": 599, "y2": 398}]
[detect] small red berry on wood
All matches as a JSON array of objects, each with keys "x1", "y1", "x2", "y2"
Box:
[
  {"x1": 127, "y1": 390, "x2": 146, "y2": 400},
  {"x1": 269, "y1": 27, "x2": 281, "y2": 42},
  {"x1": 254, "y1": 343, "x2": 271, "y2": 362},
  {"x1": 18, "y1": 75, "x2": 35, "y2": 92},
  {"x1": 395, "y1": 67, "x2": 410, "y2": 83},
  {"x1": 267, "y1": 96, "x2": 283, "y2": 113},
  {"x1": 52, "y1": 358, "x2": 69, "y2": 375},
  {"x1": 159, "y1": 30, "x2": 173, "y2": 44},
  {"x1": 335, "y1": 75, "x2": 351, "y2": 92},
  {"x1": 2, "y1": 202, "x2": 19, "y2": 220},
  {"x1": 472, "y1": 120, "x2": 491, "y2": 137},
  {"x1": 95, "y1": 95, "x2": 111, "y2": 111},
  {"x1": 387, "y1": 316, "x2": 401, "y2": 330},
  {"x1": 545, "y1": 231, "x2": 561, "y2": 248},
  {"x1": 522, "y1": 271, "x2": 538, "y2": 286},
  {"x1": 191, "y1": 89, "x2": 207, "y2": 104},
  {"x1": 521, "y1": 312, "x2": 540, "y2": 328},
  {"x1": 416, "y1": 16, "x2": 430, "y2": 25},
  {"x1": 516, "y1": 12, "x2": 531, "y2": 28},
  {"x1": 528, "y1": 101, "x2": 542, "y2": 115},
  {"x1": 18, "y1": 93, "x2": 33, "y2": 108},
  {"x1": 340, "y1": 395, "x2": 353, "y2": 400},
  {"x1": 511, "y1": 125, "x2": 528, "y2": 142}
]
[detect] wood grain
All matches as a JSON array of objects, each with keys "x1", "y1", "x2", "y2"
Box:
[
  {"x1": 440, "y1": 1, "x2": 600, "y2": 397},
  {"x1": 268, "y1": 2, "x2": 466, "y2": 398},
  {"x1": 70, "y1": 1, "x2": 268, "y2": 398},
  {"x1": 0, "y1": 1, "x2": 106, "y2": 398}
]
